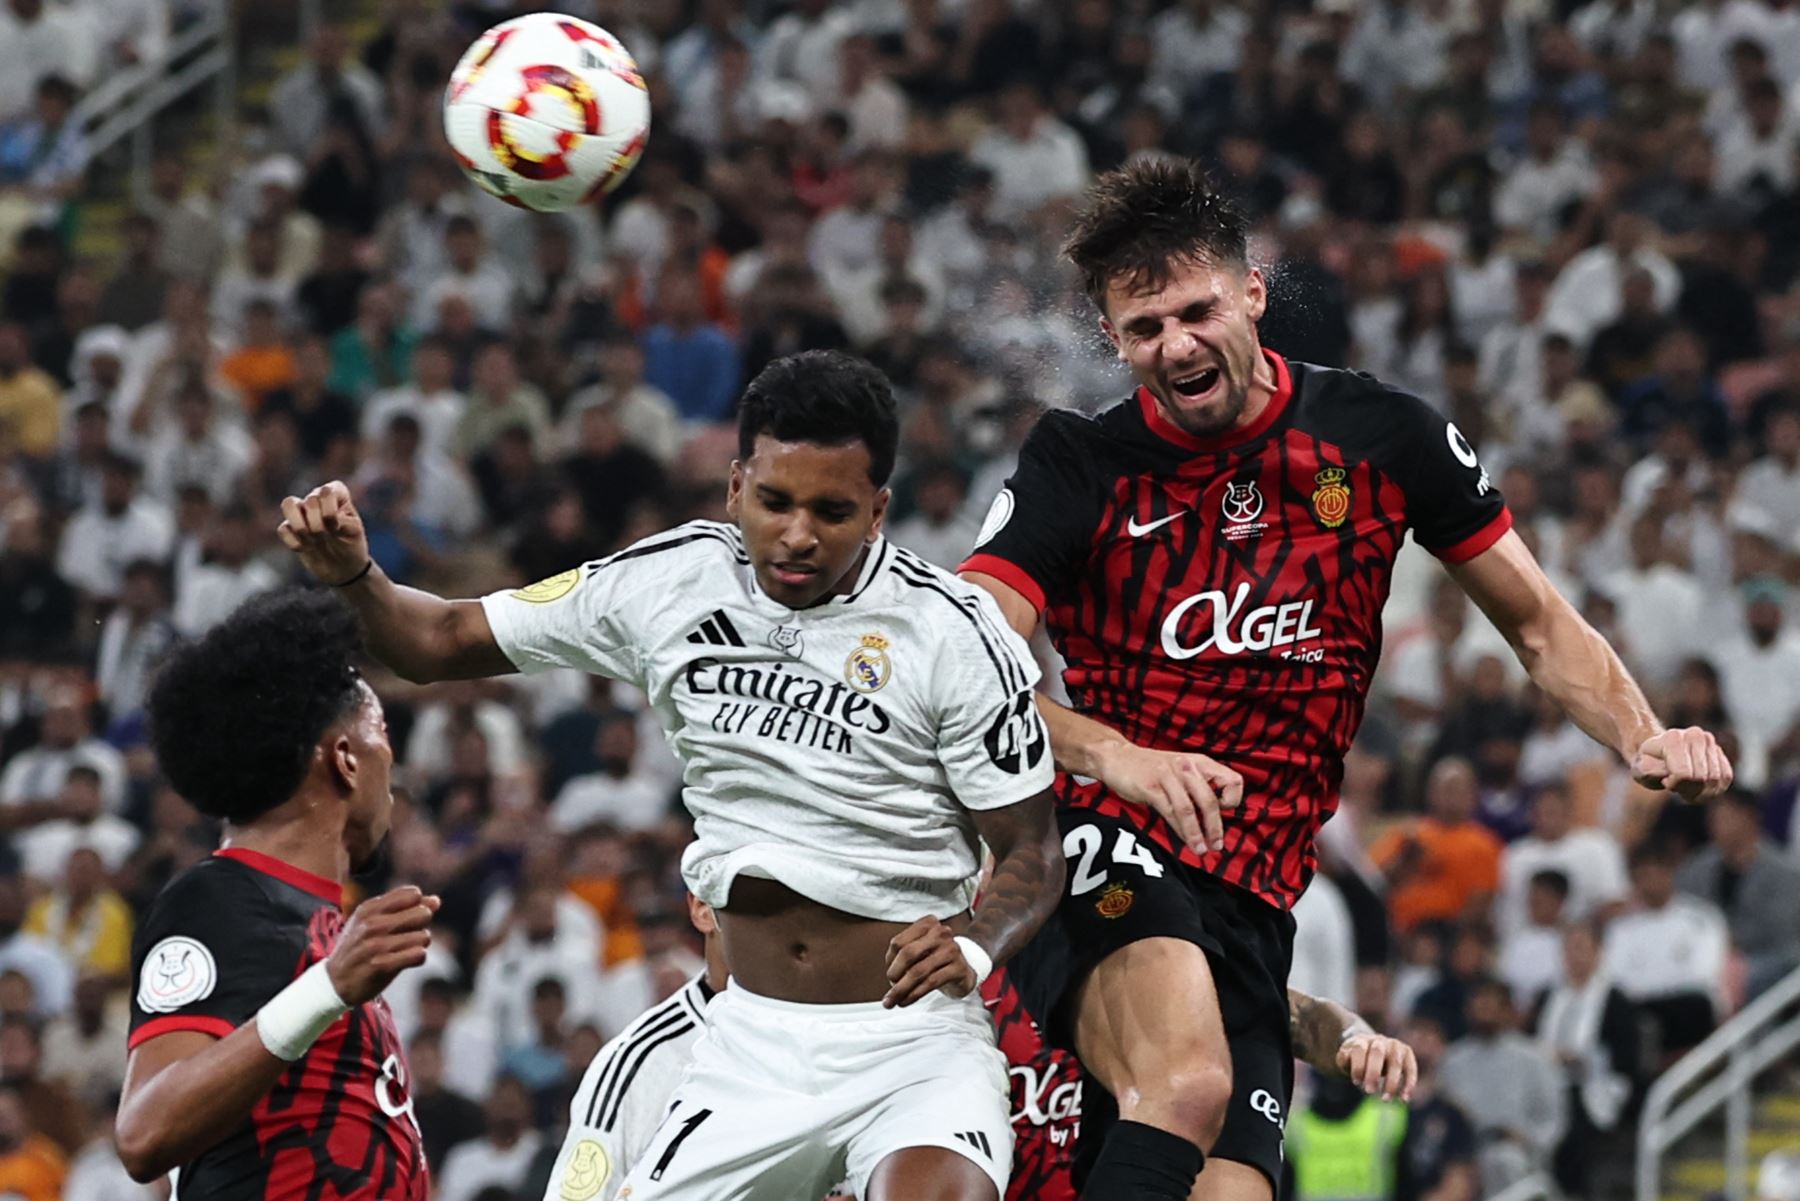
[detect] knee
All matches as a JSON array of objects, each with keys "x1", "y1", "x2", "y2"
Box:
[{"x1": 1124, "y1": 1059, "x2": 1234, "y2": 1148}]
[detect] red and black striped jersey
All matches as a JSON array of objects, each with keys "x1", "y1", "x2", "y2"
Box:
[
  {"x1": 128, "y1": 849, "x2": 429, "y2": 1201},
  {"x1": 961, "y1": 352, "x2": 1511, "y2": 911}
]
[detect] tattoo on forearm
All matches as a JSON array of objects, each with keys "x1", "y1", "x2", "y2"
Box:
[
  {"x1": 1288, "y1": 989, "x2": 1368, "y2": 1071},
  {"x1": 968, "y1": 793, "x2": 1065, "y2": 966}
]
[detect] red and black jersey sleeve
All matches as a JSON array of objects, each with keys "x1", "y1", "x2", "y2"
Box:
[
  {"x1": 129, "y1": 859, "x2": 308, "y2": 1049},
  {"x1": 1311, "y1": 373, "x2": 1511, "y2": 563},
  {"x1": 959, "y1": 412, "x2": 1110, "y2": 613}
]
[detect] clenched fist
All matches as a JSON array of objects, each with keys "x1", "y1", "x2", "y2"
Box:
[
  {"x1": 278, "y1": 482, "x2": 372, "y2": 587},
  {"x1": 1633, "y1": 727, "x2": 1732, "y2": 802},
  {"x1": 884, "y1": 917, "x2": 979, "y2": 1008},
  {"x1": 326, "y1": 886, "x2": 440, "y2": 1006}
]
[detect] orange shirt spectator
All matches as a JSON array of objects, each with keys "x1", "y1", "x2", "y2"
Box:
[
  {"x1": 1372, "y1": 757, "x2": 1503, "y2": 932},
  {"x1": 218, "y1": 299, "x2": 297, "y2": 410},
  {"x1": 0, "y1": 1087, "x2": 65, "y2": 1201}
]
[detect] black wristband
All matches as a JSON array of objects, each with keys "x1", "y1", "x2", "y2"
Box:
[{"x1": 332, "y1": 560, "x2": 374, "y2": 588}]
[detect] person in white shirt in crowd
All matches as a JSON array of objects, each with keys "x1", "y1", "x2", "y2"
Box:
[
  {"x1": 407, "y1": 975, "x2": 500, "y2": 1104},
  {"x1": 1543, "y1": 210, "x2": 1680, "y2": 349},
  {"x1": 361, "y1": 335, "x2": 467, "y2": 460},
  {"x1": 1438, "y1": 977, "x2": 1569, "y2": 1197},
  {"x1": 14, "y1": 766, "x2": 139, "y2": 887},
  {"x1": 39, "y1": 972, "x2": 126, "y2": 1116},
  {"x1": 1672, "y1": 0, "x2": 1742, "y2": 91},
  {"x1": 472, "y1": 879, "x2": 612, "y2": 1041},
  {"x1": 267, "y1": 24, "x2": 384, "y2": 158},
  {"x1": 224, "y1": 154, "x2": 323, "y2": 282},
  {"x1": 0, "y1": 0, "x2": 96, "y2": 122},
  {"x1": 54, "y1": 452, "x2": 172, "y2": 606},
  {"x1": 1603, "y1": 843, "x2": 1729, "y2": 1059},
  {"x1": 376, "y1": 158, "x2": 468, "y2": 300},
  {"x1": 886, "y1": 460, "x2": 971, "y2": 571},
  {"x1": 1339, "y1": 0, "x2": 1451, "y2": 107},
  {"x1": 0, "y1": 875, "x2": 71, "y2": 1019},
  {"x1": 208, "y1": 220, "x2": 299, "y2": 340},
  {"x1": 144, "y1": 381, "x2": 253, "y2": 506},
  {"x1": 560, "y1": 333, "x2": 683, "y2": 467},
  {"x1": 1737, "y1": 403, "x2": 1800, "y2": 534},
  {"x1": 405, "y1": 678, "x2": 529, "y2": 782},
  {"x1": 1678, "y1": 791, "x2": 1800, "y2": 998},
  {"x1": 412, "y1": 215, "x2": 516, "y2": 333},
  {"x1": 1711, "y1": 577, "x2": 1800, "y2": 789},
  {"x1": 1715, "y1": 76, "x2": 1800, "y2": 201},
  {"x1": 437, "y1": 1075, "x2": 546, "y2": 1201},
  {"x1": 1497, "y1": 785, "x2": 1627, "y2": 936},
  {"x1": 171, "y1": 503, "x2": 281, "y2": 637},
  {"x1": 1598, "y1": 511, "x2": 1708, "y2": 696},
  {"x1": 0, "y1": 687, "x2": 125, "y2": 815},
  {"x1": 917, "y1": 167, "x2": 1000, "y2": 314},
  {"x1": 829, "y1": 215, "x2": 946, "y2": 348},
  {"x1": 551, "y1": 713, "x2": 674, "y2": 835},
  {"x1": 1148, "y1": 0, "x2": 1248, "y2": 99},
  {"x1": 1533, "y1": 921, "x2": 1640, "y2": 1201},
  {"x1": 1494, "y1": 102, "x2": 1599, "y2": 244},
  {"x1": 352, "y1": 411, "x2": 484, "y2": 541},
  {"x1": 968, "y1": 81, "x2": 1091, "y2": 224},
  {"x1": 94, "y1": 559, "x2": 176, "y2": 728},
  {"x1": 1290, "y1": 871, "x2": 1356, "y2": 1008},
  {"x1": 1498, "y1": 869, "x2": 1569, "y2": 1009},
  {"x1": 808, "y1": 149, "x2": 907, "y2": 282},
  {"x1": 757, "y1": 0, "x2": 855, "y2": 109},
  {"x1": 838, "y1": 33, "x2": 908, "y2": 151}
]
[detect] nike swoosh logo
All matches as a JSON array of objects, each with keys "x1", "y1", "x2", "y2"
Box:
[{"x1": 1127, "y1": 512, "x2": 1184, "y2": 537}]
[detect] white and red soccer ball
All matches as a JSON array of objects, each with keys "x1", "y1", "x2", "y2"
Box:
[{"x1": 443, "y1": 13, "x2": 651, "y2": 212}]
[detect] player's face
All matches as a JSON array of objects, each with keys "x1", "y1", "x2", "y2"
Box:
[
  {"x1": 728, "y1": 435, "x2": 889, "y2": 609},
  {"x1": 338, "y1": 682, "x2": 396, "y2": 868},
  {"x1": 1102, "y1": 257, "x2": 1268, "y2": 439}
]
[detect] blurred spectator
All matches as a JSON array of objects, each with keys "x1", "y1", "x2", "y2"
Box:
[
  {"x1": 414, "y1": 216, "x2": 512, "y2": 333},
  {"x1": 14, "y1": 766, "x2": 137, "y2": 886},
  {"x1": 144, "y1": 381, "x2": 254, "y2": 505},
  {"x1": 969, "y1": 81, "x2": 1090, "y2": 223},
  {"x1": 1737, "y1": 402, "x2": 1800, "y2": 532},
  {"x1": 550, "y1": 713, "x2": 672, "y2": 835},
  {"x1": 95, "y1": 215, "x2": 171, "y2": 334},
  {"x1": 0, "y1": 1015, "x2": 82, "y2": 1153},
  {"x1": 0, "y1": 875, "x2": 70, "y2": 1018},
  {"x1": 1678, "y1": 792, "x2": 1800, "y2": 997},
  {"x1": 1600, "y1": 512, "x2": 1703, "y2": 691},
  {"x1": 261, "y1": 333, "x2": 358, "y2": 479},
  {"x1": 1411, "y1": 925, "x2": 1498, "y2": 1043},
  {"x1": 1534, "y1": 922, "x2": 1639, "y2": 1201},
  {"x1": 0, "y1": 320, "x2": 58, "y2": 461},
  {"x1": 38, "y1": 972, "x2": 124, "y2": 1114},
  {"x1": 1712, "y1": 578, "x2": 1800, "y2": 788},
  {"x1": 54, "y1": 452, "x2": 172, "y2": 606},
  {"x1": 1291, "y1": 871, "x2": 1356, "y2": 1008},
  {"x1": 1543, "y1": 213, "x2": 1679, "y2": 349},
  {"x1": 455, "y1": 341, "x2": 551, "y2": 461},
  {"x1": 888, "y1": 459, "x2": 971, "y2": 570},
  {"x1": 362, "y1": 334, "x2": 465, "y2": 459},
  {"x1": 1374, "y1": 758, "x2": 1503, "y2": 934},
  {"x1": 434, "y1": 1075, "x2": 543, "y2": 1201},
  {"x1": 1499, "y1": 785, "x2": 1628, "y2": 935},
  {"x1": 409, "y1": 1028, "x2": 485, "y2": 1173},
  {"x1": 562, "y1": 406, "x2": 666, "y2": 552},
  {"x1": 1497, "y1": 869, "x2": 1568, "y2": 1008},
  {"x1": 172, "y1": 502, "x2": 280, "y2": 636},
  {"x1": 1393, "y1": 1015, "x2": 1479, "y2": 1201},
  {"x1": 1287, "y1": 1074, "x2": 1408, "y2": 1201},
  {"x1": 0, "y1": 75, "x2": 90, "y2": 204},
  {"x1": 269, "y1": 25, "x2": 384, "y2": 159},
  {"x1": 560, "y1": 331, "x2": 684, "y2": 467},
  {"x1": 1617, "y1": 327, "x2": 1731, "y2": 456},
  {"x1": 641, "y1": 270, "x2": 742, "y2": 423},
  {"x1": 1494, "y1": 102, "x2": 1597, "y2": 242},
  {"x1": 0, "y1": 1082, "x2": 63, "y2": 1201},
  {"x1": 1438, "y1": 978, "x2": 1567, "y2": 1197},
  {"x1": 0, "y1": 0, "x2": 95, "y2": 123},
  {"x1": 498, "y1": 976, "x2": 572, "y2": 1115},
  {"x1": 1604, "y1": 843, "x2": 1728, "y2": 1059},
  {"x1": 23, "y1": 847, "x2": 131, "y2": 982},
  {"x1": 0, "y1": 687, "x2": 125, "y2": 814},
  {"x1": 0, "y1": 508, "x2": 74, "y2": 657}
]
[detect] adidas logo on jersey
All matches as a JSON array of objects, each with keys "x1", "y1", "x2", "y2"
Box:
[
  {"x1": 953, "y1": 1130, "x2": 994, "y2": 1159},
  {"x1": 686, "y1": 611, "x2": 746, "y2": 648}
]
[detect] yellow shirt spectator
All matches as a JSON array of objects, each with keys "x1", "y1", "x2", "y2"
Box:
[
  {"x1": 0, "y1": 337, "x2": 60, "y2": 459},
  {"x1": 24, "y1": 852, "x2": 134, "y2": 981}
]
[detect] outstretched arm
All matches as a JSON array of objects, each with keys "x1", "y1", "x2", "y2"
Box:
[
  {"x1": 278, "y1": 481, "x2": 514, "y2": 683},
  {"x1": 1287, "y1": 987, "x2": 1418, "y2": 1102},
  {"x1": 883, "y1": 789, "x2": 1064, "y2": 1008},
  {"x1": 964, "y1": 570, "x2": 1244, "y2": 854},
  {"x1": 1449, "y1": 530, "x2": 1731, "y2": 799}
]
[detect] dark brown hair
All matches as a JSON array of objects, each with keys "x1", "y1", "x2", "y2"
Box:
[{"x1": 1063, "y1": 157, "x2": 1250, "y2": 310}]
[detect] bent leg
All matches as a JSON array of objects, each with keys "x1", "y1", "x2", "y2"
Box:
[
  {"x1": 865, "y1": 1147, "x2": 999, "y2": 1201},
  {"x1": 1189, "y1": 1155, "x2": 1275, "y2": 1201}
]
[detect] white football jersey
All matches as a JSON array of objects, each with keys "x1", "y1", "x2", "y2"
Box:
[
  {"x1": 542, "y1": 975, "x2": 713, "y2": 1201},
  {"x1": 481, "y1": 522, "x2": 1053, "y2": 921}
]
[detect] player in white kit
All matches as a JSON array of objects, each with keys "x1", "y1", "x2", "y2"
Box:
[{"x1": 279, "y1": 350, "x2": 1064, "y2": 1201}]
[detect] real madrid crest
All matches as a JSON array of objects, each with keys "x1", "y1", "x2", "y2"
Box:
[
  {"x1": 1310, "y1": 467, "x2": 1351, "y2": 529},
  {"x1": 845, "y1": 633, "x2": 893, "y2": 693}
]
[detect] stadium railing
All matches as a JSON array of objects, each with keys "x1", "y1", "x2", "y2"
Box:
[{"x1": 1637, "y1": 964, "x2": 1800, "y2": 1201}]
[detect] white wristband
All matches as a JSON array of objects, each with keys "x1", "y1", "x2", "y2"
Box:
[
  {"x1": 256, "y1": 960, "x2": 349, "y2": 1062},
  {"x1": 954, "y1": 936, "x2": 994, "y2": 988}
]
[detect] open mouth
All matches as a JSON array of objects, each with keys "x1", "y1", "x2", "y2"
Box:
[{"x1": 1171, "y1": 367, "x2": 1222, "y2": 399}]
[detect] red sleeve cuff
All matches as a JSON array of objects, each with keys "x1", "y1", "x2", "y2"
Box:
[
  {"x1": 129, "y1": 1014, "x2": 236, "y2": 1050},
  {"x1": 1432, "y1": 507, "x2": 1513, "y2": 565},
  {"x1": 956, "y1": 553, "x2": 1047, "y2": 614}
]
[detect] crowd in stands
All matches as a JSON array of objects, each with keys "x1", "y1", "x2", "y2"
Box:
[{"x1": 2, "y1": 0, "x2": 1800, "y2": 1196}]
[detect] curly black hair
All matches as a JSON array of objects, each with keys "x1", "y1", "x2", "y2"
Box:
[
  {"x1": 147, "y1": 588, "x2": 366, "y2": 824},
  {"x1": 737, "y1": 350, "x2": 898, "y2": 486},
  {"x1": 1064, "y1": 156, "x2": 1250, "y2": 311}
]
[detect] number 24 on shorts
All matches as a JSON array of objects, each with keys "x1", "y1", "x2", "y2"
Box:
[{"x1": 1064, "y1": 825, "x2": 1165, "y2": 895}]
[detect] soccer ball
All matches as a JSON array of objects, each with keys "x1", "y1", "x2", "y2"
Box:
[{"x1": 443, "y1": 13, "x2": 651, "y2": 212}]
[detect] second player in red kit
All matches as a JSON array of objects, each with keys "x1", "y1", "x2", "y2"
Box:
[
  {"x1": 116, "y1": 591, "x2": 434, "y2": 1199},
  {"x1": 963, "y1": 158, "x2": 1733, "y2": 1201}
]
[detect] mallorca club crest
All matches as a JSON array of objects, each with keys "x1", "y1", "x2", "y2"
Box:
[
  {"x1": 1311, "y1": 467, "x2": 1351, "y2": 529},
  {"x1": 845, "y1": 633, "x2": 893, "y2": 693},
  {"x1": 1096, "y1": 882, "x2": 1135, "y2": 919}
]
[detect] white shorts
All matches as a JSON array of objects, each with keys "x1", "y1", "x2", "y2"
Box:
[{"x1": 617, "y1": 982, "x2": 1012, "y2": 1200}]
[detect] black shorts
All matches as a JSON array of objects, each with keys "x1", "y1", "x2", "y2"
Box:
[{"x1": 1006, "y1": 807, "x2": 1298, "y2": 1190}]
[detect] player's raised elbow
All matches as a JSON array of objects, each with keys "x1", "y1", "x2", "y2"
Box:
[{"x1": 115, "y1": 1112, "x2": 177, "y2": 1182}]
